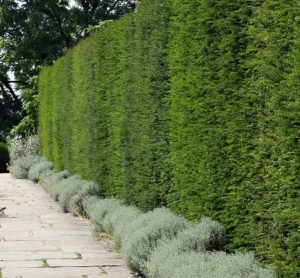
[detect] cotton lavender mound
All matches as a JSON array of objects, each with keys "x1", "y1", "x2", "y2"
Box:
[
  {"x1": 28, "y1": 159, "x2": 54, "y2": 182},
  {"x1": 42, "y1": 170, "x2": 70, "y2": 192},
  {"x1": 50, "y1": 174, "x2": 81, "y2": 201},
  {"x1": 9, "y1": 155, "x2": 42, "y2": 179},
  {"x1": 102, "y1": 205, "x2": 141, "y2": 238},
  {"x1": 82, "y1": 195, "x2": 101, "y2": 220},
  {"x1": 121, "y1": 207, "x2": 191, "y2": 274},
  {"x1": 149, "y1": 252, "x2": 277, "y2": 278},
  {"x1": 69, "y1": 181, "x2": 103, "y2": 215},
  {"x1": 57, "y1": 177, "x2": 88, "y2": 212},
  {"x1": 82, "y1": 197, "x2": 123, "y2": 232},
  {"x1": 112, "y1": 206, "x2": 142, "y2": 251},
  {"x1": 148, "y1": 217, "x2": 224, "y2": 277}
]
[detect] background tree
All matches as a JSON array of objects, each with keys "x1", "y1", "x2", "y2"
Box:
[
  {"x1": 0, "y1": 0, "x2": 136, "y2": 138},
  {"x1": 0, "y1": 54, "x2": 23, "y2": 141}
]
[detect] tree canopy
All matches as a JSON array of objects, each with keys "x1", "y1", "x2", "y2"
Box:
[{"x1": 0, "y1": 0, "x2": 136, "y2": 139}]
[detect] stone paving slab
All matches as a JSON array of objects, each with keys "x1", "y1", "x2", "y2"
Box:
[
  {"x1": 47, "y1": 258, "x2": 123, "y2": 267},
  {"x1": 0, "y1": 260, "x2": 43, "y2": 268},
  {"x1": 0, "y1": 251, "x2": 78, "y2": 261},
  {"x1": 2, "y1": 266, "x2": 105, "y2": 278},
  {"x1": 0, "y1": 174, "x2": 133, "y2": 278},
  {"x1": 0, "y1": 241, "x2": 58, "y2": 251}
]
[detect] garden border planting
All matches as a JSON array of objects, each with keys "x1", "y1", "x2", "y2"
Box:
[{"x1": 8, "y1": 154, "x2": 276, "y2": 278}]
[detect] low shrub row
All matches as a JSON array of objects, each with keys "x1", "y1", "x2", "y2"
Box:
[
  {"x1": 9, "y1": 155, "x2": 276, "y2": 278},
  {"x1": 8, "y1": 155, "x2": 42, "y2": 179}
]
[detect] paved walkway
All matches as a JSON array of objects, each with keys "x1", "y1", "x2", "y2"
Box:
[{"x1": 0, "y1": 174, "x2": 133, "y2": 278}]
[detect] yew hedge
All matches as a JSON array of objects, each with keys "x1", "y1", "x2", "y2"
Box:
[{"x1": 38, "y1": 0, "x2": 299, "y2": 276}]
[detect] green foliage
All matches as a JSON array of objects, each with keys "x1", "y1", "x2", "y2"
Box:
[
  {"x1": 0, "y1": 142, "x2": 9, "y2": 173},
  {"x1": 10, "y1": 77, "x2": 39, "y2": 137},
  {"x1": 38, "y1": 0, "x2": 299, "y2": 276},
  {"x1": 0, "y1": 0, "x2": 136, "y2": 138},
  {"x1": 0, "y1": 80, "x2": 23, "y2": 141},
  {"x1": 120, "y1": 0, "x2": 170, "y2": 210},
  {"x1": 167, "y1": 1, "x2": 300, "y2": 276},
  {"x1": 39, "y1": 0, "x2": 170, "y2": 208}
]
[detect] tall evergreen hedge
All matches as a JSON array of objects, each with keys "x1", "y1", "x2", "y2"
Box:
[
  {"x1": 39, "y1": 0, "x2": 299, "y2": 276},
  {"x1": 39, "y1": 0, "x2": 170, "y2": 209}
]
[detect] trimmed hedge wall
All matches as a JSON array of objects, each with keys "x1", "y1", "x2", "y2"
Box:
[
  {"x1": 40, "y1": 0, "x2": 171, "y2": 210},
  {"x1": 167, "y1": 1, "x2": 300, "y2": 277},
  {"x1": 39, "y1": 0, "x2": 299, "y2": 276}
]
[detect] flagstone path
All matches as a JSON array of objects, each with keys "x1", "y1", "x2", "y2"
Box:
[{"x1": 0, "y1": 174, "x2": 133, "y2": 278}]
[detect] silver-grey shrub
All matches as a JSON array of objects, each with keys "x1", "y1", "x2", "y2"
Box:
[
  {"x1": 28, "y1": 159, "x2": 54, "y2": 182},
  {"x1": 150, "y1": 251, "x2": 276, "y2": 278},
  {"x1": 56, "y1": 177, "x2": 85, "y2": 212},
  {"x1": 8, "y1": 135, "x2": 39, "y2": 163},
  {"x1": 42, "y1": 170, "x2": 70, "y2": 192},
  {"x1": 9, "y1": 155, "x2": 42, "y2": 179},
  {"x1": 121, "y1": 207, "x2": 190, "y2": 274},
  {"x1": 82, "y1": 195, "x2": 100, "y2": 216},
  {"x1": 69, "y1": 181, "x2": 103, "y2": 215},
  {"x1": 82, "y1": 196, "x2": 123, "y2": 232},
  {"x1": 148, "y1": 217, "x2": 223, "y2": 277},
  {"x1": 50, "y1": 174, "x2": 81, "y2": 201},
  {"x1": 102, "y1": 205, "x2": 141, "y2": 242}
]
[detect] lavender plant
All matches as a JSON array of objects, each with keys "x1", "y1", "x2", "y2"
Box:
[
  {"x1": 121, "y1": 207, "x2": 190, "y2": 273},
  {"x1": 82, "y1": 197, "x2": 123, "y2": 232},
  {"x1": 149, "y1": 251, "x2": 276, "y2": 278},
  {"x1": 9, "y1": 155, "x2": 42, "y2": 179},
  {"x1": 28, "y1": 159, "x2": 54, "y2": 182},
  {"x1": 42, "y1": 170, "x2": 70, "y2": 192},
  {"x1": 148, "y1": 217, "x2": 223, "y2": 276},
  {"x1": 69, "y1": 181, "x2": 103, "y2": 215},
  {"x1": 50, "y1": 174, "x2": 81, "y2": 201}
]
